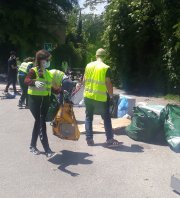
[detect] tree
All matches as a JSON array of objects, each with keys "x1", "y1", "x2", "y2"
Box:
[
  {"x1": 0, "y1": 0, "x2": 78, "y2": 61},
  {"x1": 103, "y1": 0, "x2": 180, "y2": 94},
  {"x1": 81, "y1": 13, "x2": 104, "y2": 62},
  {"x1": 51, "y1": 7, "x2": 87, "y2": 70},
  {"x1": 83, "y1": 0, "x2": 110, "y2": 10}
]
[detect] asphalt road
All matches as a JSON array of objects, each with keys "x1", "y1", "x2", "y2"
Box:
[{"x1": 0, "y1": 93, "x2": 180, "y2": 198}]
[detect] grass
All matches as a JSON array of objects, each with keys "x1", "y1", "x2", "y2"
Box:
[{"x1": 164, "y1": 94, "x2": 180, "y2": 102}]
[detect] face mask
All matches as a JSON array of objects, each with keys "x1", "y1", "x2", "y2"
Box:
[
  {"x1": 11, "y1": 55, "x2": 16, "y2": 59},
  {"x1": 43, "y1": 61, "x2": 51, "y2": 68}
]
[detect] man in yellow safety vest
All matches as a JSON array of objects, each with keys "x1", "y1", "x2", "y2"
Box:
[{"x1": 83, "y1": 48, "x2": 120, "y2": 146}]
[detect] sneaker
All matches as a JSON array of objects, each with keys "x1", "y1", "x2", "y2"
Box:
[
  {"x1": 30, "y1": 146, "x2": 40, "y2": 155},
  {"x1": 86, "y1": 139, "x2": 94, "y2": 146},
  {"x1": 45, "y1": 149, "x2": 55, "y2": 158},
  {"x1": 106, "y1": 139, "x2": 121, "y2": 146}
]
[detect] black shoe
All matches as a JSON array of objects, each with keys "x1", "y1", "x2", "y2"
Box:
[
  {"x1": 30, "y1": 146, "x2": 40, "y2": 155},
  {"x1": 86, "y1": 139, "x2": 94, "y2": 146},
  {"x1": 45, "y1": 149, "x2": 55, "y2": 158},
  {"x1": 18, "y1": 102, "x2": 23, "y2": 107},
  {"x1": 4, "y1": 90, "x2": 8, "y2": 94}
]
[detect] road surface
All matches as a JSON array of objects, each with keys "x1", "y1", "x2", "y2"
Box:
[{"x1": 0, "y1": 89, "x2": 180, "y2": 198}]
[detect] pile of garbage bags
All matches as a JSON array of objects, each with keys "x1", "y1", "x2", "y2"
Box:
[
  {"x1": 126, "y1": 104, "x2": 180, "y2": 152},
  {"x1": 160, "y1": 104, "x2": 180, "y2": 152}
]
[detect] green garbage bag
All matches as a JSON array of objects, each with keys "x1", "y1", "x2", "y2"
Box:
[
  {"x1": 46, "y1": 94, "x2": 59, "y2": 122},
  {"x1": 126, "y1": 106, "x2": 162, "y2": 142},
  {"x1": 160, "y1": 104, "x2": 180, "y2": 152}
]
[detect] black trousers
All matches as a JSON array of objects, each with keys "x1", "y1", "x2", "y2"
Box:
[
  {"x1": 18, "y1": 75, "x2": 28, "y2": 105},
  {"x1": 29, "y1": 95, "x2": 50, "y2": 152},
  {"x1": 5, "y1": 73, "x2": 17, "y2": 93}
]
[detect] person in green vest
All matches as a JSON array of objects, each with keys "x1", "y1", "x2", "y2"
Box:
[
  {"x1": 49, "y1": 69, "x2": 74, "y2": 104},
  {"x1": 83, "y1": 48, "x2": 120, "y2": 146},
  {"x1": 18, "y1": 57, "x2": 34, "y2": 107},
  {"x1": 49, "y1": 69, "x2": 65, "y2": 90},
  {"x1": 25, "y1": 49, "x2": 55, "y2": 158}
]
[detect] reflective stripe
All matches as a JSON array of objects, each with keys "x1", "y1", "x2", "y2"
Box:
[
  {"x1": 19, "y1": 63, "x2": 28, "y2": 73},
  {"x1": 29, "y1": 86, "x2": 51, "y2": 91},
  {"x1": 35, "y1": 80, "x2": 49, "y2": 84},
  {"x1": 85, "y1": 79, "x2": 106, "y2": 85},
  {"x1": 55, "y1": 71, "x2": 60, "y2": 85},
  {"x1": 85, "y1": 88, "x2": 107, "y2": 96},
  {"x1": 52, "y1": 70, "x2": 64, "y2": 87}
]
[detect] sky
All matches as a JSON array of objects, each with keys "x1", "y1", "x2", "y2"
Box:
[{"x1": 79, "y1": 0, "x2": 107, "y2": 14}]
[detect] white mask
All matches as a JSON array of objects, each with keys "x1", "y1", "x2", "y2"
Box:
[{"x1": 43, "y1": 61, "x2": 51, "y2": 68}]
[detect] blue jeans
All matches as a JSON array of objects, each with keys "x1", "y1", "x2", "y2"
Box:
[{"x1": 84, "y1": 97, "x2": 113, "y2": 141}]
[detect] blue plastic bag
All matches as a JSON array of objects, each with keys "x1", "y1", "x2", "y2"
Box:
[{"x1": 117, "y1": 96, "x2": 128, "y2": 117}]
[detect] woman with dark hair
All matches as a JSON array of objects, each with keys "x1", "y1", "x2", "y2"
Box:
[{"x1": 25, "y1": 49, "x2": 54, "y2": 158}]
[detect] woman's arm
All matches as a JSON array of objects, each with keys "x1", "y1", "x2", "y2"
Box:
[{"x1": 24, "y1": 69, "x2": 36, "y2": 86}]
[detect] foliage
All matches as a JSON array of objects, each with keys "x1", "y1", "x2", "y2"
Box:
[
  {"x1": 164, "y1": 94, "x2": 180, "y2": 103},
  {"x1": 51, "y1": 11, "x2": 104, "y2": 70},
  {"x1": 0, "y1": 0, "x2": 78, "y2": 65},
  {"x1": 51, "y1": 42, "x2": 86, "y2": 70},
  {"x1": 83, "y1": 0, "x2": 108, "y2": 10},
  {"x1": 82, "y1": 13, "x2": 104, "y2": 63},
  {"x1": 51, "y1": 8, "x2": 87, "y2": 70},
  {"x1": 103, "y1": 0, "x2": 180, "y2": 94}
]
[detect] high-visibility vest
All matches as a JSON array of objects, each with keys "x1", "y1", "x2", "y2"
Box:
[
  {"x1": 28, "y1": 67, "x2": 52, "y2": 96},
  {"x1": 84, "y1": 61, "x2": 109, "y2": 102},
  {"x1": 18, "y1": 62, "x2": 32, "y2": 74},
  {"x1": 49, "y1": 69, "x2": 65, "y2": 88}
]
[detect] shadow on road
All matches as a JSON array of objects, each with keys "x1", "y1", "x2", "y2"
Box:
[
  {"x1": 113, "y1": 128, "x2": 168, "y2": 147},
  {"x1": 105, "y1": 144, "x2": 144, "y2": 153},
  {"x1": 81, "y1": 131, "x2": 105, "y2": 135},
  {"x1": 48, "y1": 150, "x2": 93, "y2": 177},
  {"x1": 76, "y1": 120, "x2": 85, "y2": 124},
  {"x1": 94, "y1": 143, "x2": 144, "y2": 153},
  {"x1": 173, "y1": 190, "x2": 180, "y2": 196}
]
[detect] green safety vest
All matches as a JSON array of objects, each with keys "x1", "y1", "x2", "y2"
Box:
[
  {"x1": 84, "y1": 61, "x2": 109, "y2": 102},
  {"x1": 18, "y1": 62, "x2": 32, "y2": 74},
  {"x1": 28, "y1": 67, "x2": 52, "y2": 96},
  {"x1": 49, "y1": 69, "x2": 65, "y2": 88}
]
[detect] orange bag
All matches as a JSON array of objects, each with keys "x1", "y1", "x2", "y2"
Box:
[{"x1": 52, "y1": 103, "x2": 80, "y2": 141}]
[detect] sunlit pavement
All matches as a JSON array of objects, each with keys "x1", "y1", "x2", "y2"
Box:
[{"x1": 0, "y1": 93, "x2": 180, "y2": 198}]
